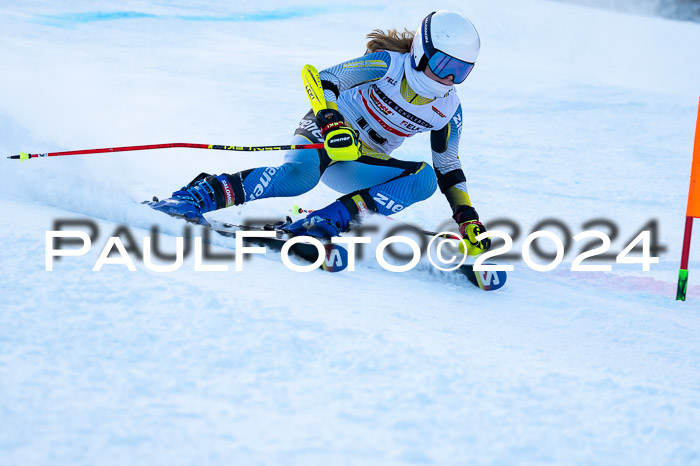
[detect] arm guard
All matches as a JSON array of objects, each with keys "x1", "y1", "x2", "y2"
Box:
[{"x1": 431, "y1": 104, "x2": 471, "y2": 214}]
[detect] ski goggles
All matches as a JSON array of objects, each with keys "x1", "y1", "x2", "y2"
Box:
[
  {"x1": 426, "y1": 51, "x2": 474, "y2": 84},
  {"x1": 420, "y1": 11, "x2": 475, "y2": 84}
]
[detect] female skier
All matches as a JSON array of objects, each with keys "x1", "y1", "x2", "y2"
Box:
[{"x1": 151, "y1": 10, "x2": 491, "y2": 256}]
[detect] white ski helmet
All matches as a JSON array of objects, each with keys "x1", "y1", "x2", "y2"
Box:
[{"x1": 410, "y1": 10, "x2": 480, "y2": 84}]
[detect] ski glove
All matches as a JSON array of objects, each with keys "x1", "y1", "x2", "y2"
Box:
[
  {"x1": 316, "y1": 108, "x2": 362, "y2": 161},
  {"x1": 454, "y1": 206, "x2": 491, "y2": 256}
]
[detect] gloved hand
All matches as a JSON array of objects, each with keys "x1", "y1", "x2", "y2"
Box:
[
  {"x1": 454, "y1": 206, "x2": 491, "y2": 256},
  {"x1": 316, "y1": 108, "x2": 362, "y2": 161}
]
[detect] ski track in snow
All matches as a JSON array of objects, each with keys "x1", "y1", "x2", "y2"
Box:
[{"x1": 1, "y1": 0, "x2": 700, "y2": 464}]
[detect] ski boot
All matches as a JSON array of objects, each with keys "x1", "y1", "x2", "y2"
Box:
[
  {"x1": 284, "y1": 200, "x2": 352, "y2": 239},
  {"x1": 148, "y1": 173, "x2": 235, "y2": 226}
]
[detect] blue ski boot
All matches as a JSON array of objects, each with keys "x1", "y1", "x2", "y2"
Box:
[
  {"x1": 285, "y1": 200, "x2": 353, "y2": 239},
  {"x1": 149, "y1": 172, "x2": 240, "y2": 226}
]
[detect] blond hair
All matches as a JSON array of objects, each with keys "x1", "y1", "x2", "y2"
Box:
[{"x1": 365, "y1": 28, "x2": 415, "y2": 54}]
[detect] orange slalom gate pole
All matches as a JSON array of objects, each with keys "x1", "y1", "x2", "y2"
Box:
[{"x1": 677, "y1": 97, "x2": 700, "y2": 301}]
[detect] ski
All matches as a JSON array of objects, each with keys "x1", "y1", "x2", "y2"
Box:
[
  {"x1": 206, "y1": 218, "x2": 350, "y2": 273},
  {"x1": 207, "y1": 219, "x2": 507, "y2": 290},
  {"x1": 141, "y1": 199, "x2": 350, "y2": 272},
  {"x1": 289, "y1": 204, "x2": 508, "y2": 290},
  {"x1": 143, "y1": 199, "x2": 507, "y2": 290}
]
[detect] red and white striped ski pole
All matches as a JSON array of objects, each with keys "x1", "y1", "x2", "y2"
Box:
[{"x1": 6, "y1": 141, "x2": 324, "y2": 161}]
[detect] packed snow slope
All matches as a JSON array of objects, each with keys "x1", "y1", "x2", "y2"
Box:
[{"x1": 1, "y1": 0, "x2": 700, "y2": 464}]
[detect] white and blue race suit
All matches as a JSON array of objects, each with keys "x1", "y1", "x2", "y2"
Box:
[{"x1": 223, "y1": 50, "x2": 471, "y2": 218}]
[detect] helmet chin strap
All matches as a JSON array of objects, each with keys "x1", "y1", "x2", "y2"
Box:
[{"x1": 403, "y1": 54, "x2": 453, "y2": 100}]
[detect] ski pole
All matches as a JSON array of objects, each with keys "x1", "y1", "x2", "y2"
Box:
[{"x1": 6, "y1": 142, "x2": 325, "y2": 162}]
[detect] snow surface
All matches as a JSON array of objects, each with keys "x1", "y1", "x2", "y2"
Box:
[{"x1": 1, "y1": 0, "x2": 700, "y2": 464}]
